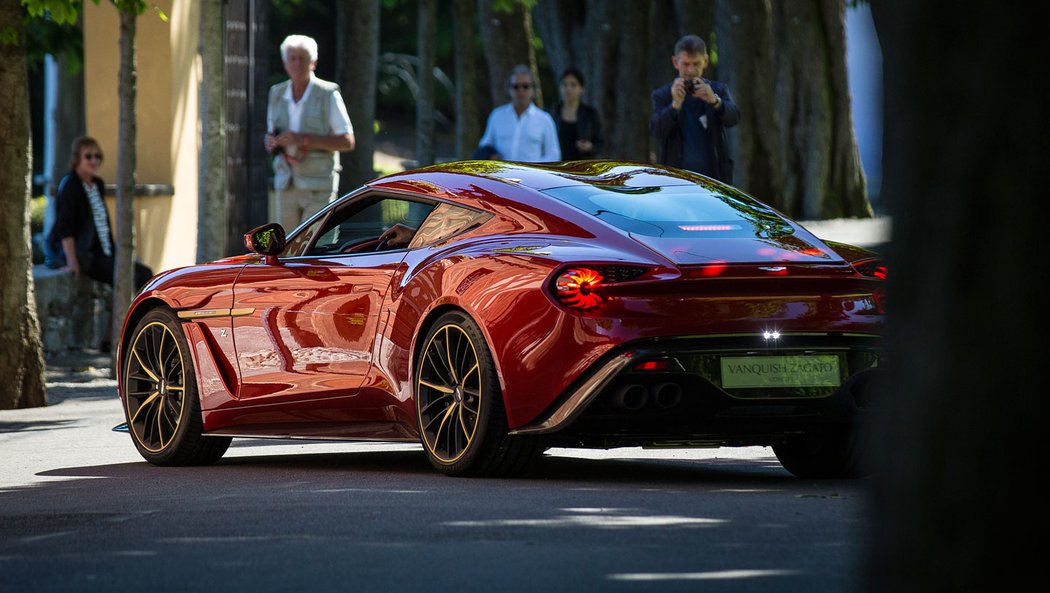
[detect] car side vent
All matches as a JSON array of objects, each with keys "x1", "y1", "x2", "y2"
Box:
[{"x1": 595, "y1": 265, "x2": 648, "y2": 283}]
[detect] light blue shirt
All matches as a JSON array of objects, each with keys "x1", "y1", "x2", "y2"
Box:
[{"x1": 478, "y1": 103, "x2": 561, "y2": 162}]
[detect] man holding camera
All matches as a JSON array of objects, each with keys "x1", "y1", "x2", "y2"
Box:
[
  {"x1": 265, "y1": 34, "x2": 355, "y2": 233},
  {"x1": 650, "y1": 34, "x2": 740, "y2": 183}
]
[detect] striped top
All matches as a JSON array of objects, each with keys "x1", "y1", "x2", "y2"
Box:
[{"x1": 82, "y1": 181, "x2": 112, "y2": 257}]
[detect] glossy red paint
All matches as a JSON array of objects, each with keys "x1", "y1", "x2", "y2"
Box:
[{"x1": 117, "y1": 161, "x2": 886, "y2": 451}]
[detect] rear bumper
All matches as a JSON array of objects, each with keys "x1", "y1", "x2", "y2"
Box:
[{"x1": 509, "y1": 332, "x2": 885, "y2": 446}]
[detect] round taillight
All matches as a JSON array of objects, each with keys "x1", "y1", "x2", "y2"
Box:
[{"x1": 555, "y1": 267, "x2": 604, "y2": 309}]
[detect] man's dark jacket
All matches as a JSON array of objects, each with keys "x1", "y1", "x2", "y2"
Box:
[
  {"x1": 45, "y1": 171, "x2": 113, "y2": 269},
  {"x1": 649, "y1": 79, "x2": 740, "y2": 183}
]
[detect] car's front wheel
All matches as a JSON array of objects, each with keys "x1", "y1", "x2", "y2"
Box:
[
  {"x1": 415, "y1": 311, "x2": 540, "y2": 476},
  {"x1": 122, "y1": 308, "x2": 231, "y2": 465}
]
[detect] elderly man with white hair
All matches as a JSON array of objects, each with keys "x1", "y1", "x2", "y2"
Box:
[{"x1": 265, "y1": 34, "x2": 355, "y2": 232}]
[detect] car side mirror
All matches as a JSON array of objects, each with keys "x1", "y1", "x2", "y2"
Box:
[{"x1": 244, "y1": 223, "x2": 286, "y2": 263}]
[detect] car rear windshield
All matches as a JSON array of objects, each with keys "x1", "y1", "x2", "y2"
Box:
[{"x1": 543, "y1": 184, "x2": 794, "y2": 238}]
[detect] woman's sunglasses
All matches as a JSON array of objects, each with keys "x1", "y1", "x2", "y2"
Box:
[{"x1": 83, "y1": 153, "x2": 103, "y2": 161}]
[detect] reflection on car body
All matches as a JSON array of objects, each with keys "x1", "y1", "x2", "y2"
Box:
[{"x1": 116, "y1": 160, "x2": 886, "y2": 478}]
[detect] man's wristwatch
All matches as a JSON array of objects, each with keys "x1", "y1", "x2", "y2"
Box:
[{"x1": 712, "y1": 95, "x2": 722, "y2": 108}]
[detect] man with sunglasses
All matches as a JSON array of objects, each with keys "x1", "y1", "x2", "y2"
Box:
[
  {"x1": 46, "y1": 136, "x2": 153, "y2": 295},
  {"x1": 474, "y1": 65, "x2": 560, "y2": 162}
]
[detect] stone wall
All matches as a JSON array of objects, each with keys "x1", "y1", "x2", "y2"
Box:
[{"x1": 32, "y1": 265, "x2": 111, "y2": 357}]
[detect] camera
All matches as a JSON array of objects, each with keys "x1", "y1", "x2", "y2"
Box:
[
  {"x1": 270, "y1": 127, "x2": 284, "y2": 156},
  {"x1": 683, "y1": 78, "x2": 702, "y2": 95}
]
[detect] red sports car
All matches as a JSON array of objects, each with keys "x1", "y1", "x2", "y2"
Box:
[{"x1": 117, "y1": 161, "x2": 886, "y2": 478}]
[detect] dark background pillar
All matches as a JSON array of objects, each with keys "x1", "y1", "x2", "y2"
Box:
[{"x1": 224, "y1": 0, "x2": 270, "y2": 256}]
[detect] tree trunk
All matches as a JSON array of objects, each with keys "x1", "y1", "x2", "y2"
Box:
[
  {"x1": 197, "y1": 0, "x2": 226, "y2": 262},
  {"x1": 477, "y1": 0, "x2": 539, "y2": 107},
  {"x1": 415, "y1": 0, "x2": 436, "y2": 166},
  {"x1": 531, "y1": 0, "x2": 577, "y2": 88},
  {"x1": 581, "y1": 0, "x2": 616, "y2": 156},
  {"x1": 112, "y1": 8, "x2": 138, "y2": 371},
  {"x1": 716, "y1": 0, "x2": 869, "y2": 219},
  {"x1": 0, "y1": 0, "x2": 47, "y2": 409},
  {"x1": 614, "y1": 0, "x2": 650, "y2": 161},
  {"x1": 48, "y1": 47, "x2": 85, "y2": 196},
  {"x1": 816, "y1": 0, "x2": 868, "y2": 218},
  {"x1": 868, "y1": 3, "x2": 1050, "y2": 591},
  {"x1": 532, "y1": 0, "x2": 618, "y2": 152},
  {"x1": 774, "y1": 0, "x2": 868, "y2": 218},
  {"x1": 452, "y1": 0, "x2": 480, "y2": 158},
  {"x1": 337, "y1": 0, "x2": 379, "y2": 191},
  {"x1": 673, "y1": 0, "x2": 714, "y2": 43},
  {"x1": 714, "y1": 0, "x2": 784, "y2": 202}
]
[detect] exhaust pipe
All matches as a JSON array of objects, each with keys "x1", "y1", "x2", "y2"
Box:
[
  {"x1": 613, "y1": 384, "x2": 648, "y2": 411},
  {"x1": 652, "y1": 382, "x2": 683, "y2": 409}
]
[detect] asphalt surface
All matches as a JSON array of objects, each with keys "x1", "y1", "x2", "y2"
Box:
[
  {"x1": 0, "y1": 217, "x2": 887, "y2": 592},
  {"x1": 1, "y1": 380, "x2": 867, "y2": 592}
]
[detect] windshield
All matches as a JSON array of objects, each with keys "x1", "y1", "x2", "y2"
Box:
[{"x1": 543, "y1": 184, "x2": 794, "y2": 238}]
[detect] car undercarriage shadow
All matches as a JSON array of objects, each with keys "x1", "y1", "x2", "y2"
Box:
[{"x1": 22, "y1": 445, "x2": 811, "y2": 489}]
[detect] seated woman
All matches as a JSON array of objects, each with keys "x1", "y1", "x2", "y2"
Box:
[{"x1": 46, "y1": 136, "x2": 154, "y2": 292}]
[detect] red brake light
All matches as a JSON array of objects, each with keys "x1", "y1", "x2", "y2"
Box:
[
  {"x1": 678, "y1": 224, "x2": 739, "y2": 232},
  {"x1": 854, "y1": 259, "x2": 888, "y2": 280},
  {"x1": 555, "y1": 267, "x2": 604, "y2": 309},
  {"x1": 634, "y1": 360, "x2": 668, "y2": 371}
]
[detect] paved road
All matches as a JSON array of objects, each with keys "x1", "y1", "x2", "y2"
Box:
[{"x1": 1, "y1": 357, "x2": 869, "y2": 593}]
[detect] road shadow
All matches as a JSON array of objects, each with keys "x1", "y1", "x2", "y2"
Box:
[
  {"x1": 0, "y1": 418, "x2": 81, "y2": 434},
  {"x1": 19, "y1": 445, "x2": 820, "y2": 491}
]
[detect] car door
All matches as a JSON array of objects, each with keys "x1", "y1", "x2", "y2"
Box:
[{"x1": 231, "y1": 194, "x2": 436, "y2": 412}]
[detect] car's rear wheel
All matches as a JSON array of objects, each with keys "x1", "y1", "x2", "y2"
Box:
[
  {"x1": 122, "y1": 308, "x2": 231, "y2": 465},
  {"x1": 772, "y1": 426, "x2": 868, "y2": 479},
  {"x1": 415, "y1": 311, "x2": 540, "y2": 476}
]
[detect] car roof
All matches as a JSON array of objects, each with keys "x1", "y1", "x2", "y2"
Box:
[{"x1": 368, "y1": 160, "x2": 711, "y2": 195}]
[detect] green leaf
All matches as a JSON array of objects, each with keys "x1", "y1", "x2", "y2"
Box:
[{"x1": 21, "y1": 0, "x2": 81, "y2": 26}]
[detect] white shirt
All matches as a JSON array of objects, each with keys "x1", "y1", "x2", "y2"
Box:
[
  {"x1": 478, "y1": 103, "x2": 561, "y2": 162},
  {"x1": 267, "y1": 73, "x2": 353, "y2": 136}
]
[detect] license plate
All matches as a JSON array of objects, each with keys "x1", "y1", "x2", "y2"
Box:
[{"x1": 720, "y1": 355, "x2": 840, "y2": 389}]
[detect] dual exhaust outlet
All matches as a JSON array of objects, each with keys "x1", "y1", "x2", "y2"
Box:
[{"x1": 612, "y1": 382, "x2": 683, "y2": 411}]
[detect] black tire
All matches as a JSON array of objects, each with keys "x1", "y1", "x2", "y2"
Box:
[
  {"x1": 122, "y1": 308, "x2": 231, "y2": 466},
  {"x1": 772, "y1": 426, "x2": 869, "y2": 479},
  {"x1": 415, "y1": 311, "x2": 541, "y2": 476}
]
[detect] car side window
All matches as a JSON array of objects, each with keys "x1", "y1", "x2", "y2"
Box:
[
  {"x1": 407, "y1": 203, "x2": 493, "y2": 249},
  {"x1": 283, "y1": 218, "x2": 322, "y2": 257},
  {"x1": 303, "y1": 196, "x2": 435, "y2": 256}
]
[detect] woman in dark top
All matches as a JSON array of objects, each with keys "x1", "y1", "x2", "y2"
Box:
[
  {"x1": 47, "y1": 136, "x2": 153, "y2": 291},
  {"x1": 548, "y1": 68, "x2": 604, "y2": 160}
]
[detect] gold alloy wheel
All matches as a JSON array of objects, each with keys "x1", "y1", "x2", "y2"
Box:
[
  {"x1": 417, "y1": 323, "x2": 483, "y2": 464},
  {"x1": 124, "y1": 320, "x2": 188, "y2": 453}
]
